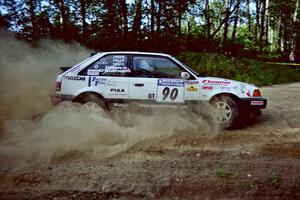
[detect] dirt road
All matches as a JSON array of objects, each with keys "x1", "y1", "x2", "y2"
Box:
[{"x1": 0, "y1": 83, "x2": 300, "y2": 200}]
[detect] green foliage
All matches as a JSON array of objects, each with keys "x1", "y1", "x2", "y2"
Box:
[
  {"x1": 1, "y1": 0, "x2": 299, "y2": 57},
  {"x1": 215, "y1": 167, "x2": 233, "y2": 180},
  {"x1": 178, "y1": 52, "x2": 300, "y2": 86},
  {"x1": 249, "y1": 178, "x2": 261, "y2": 189},
  {"x1": 236, "y1": 26, "x2": 257, "y2": 50},
  {"x1": 269, "y1": 171, "x2": 281, "y2": 186}
]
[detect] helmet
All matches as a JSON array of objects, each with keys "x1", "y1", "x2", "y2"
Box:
[{"x1": 135, "y1": 60, "x2": 154, "y2": 72}]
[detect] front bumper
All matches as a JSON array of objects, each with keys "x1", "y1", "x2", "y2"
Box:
[{"x1": 239, "y1": 97, "x2": 267, "y2": 110}]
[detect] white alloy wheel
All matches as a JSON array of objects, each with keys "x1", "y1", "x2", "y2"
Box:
[
  {"x1": 211, "y1": 96, "x2": 239, "y2": 129},
  {"x1": 215, "y1": 101, "x2": 233, "y2": 123}
]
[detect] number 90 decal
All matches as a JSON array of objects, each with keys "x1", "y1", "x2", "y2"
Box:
[{"x1": 162, "y1": 87, "x2": 178, "y2": 100}]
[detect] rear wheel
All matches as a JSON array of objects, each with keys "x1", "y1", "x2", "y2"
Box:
[
  {"x1": 211, "y1": 96, "x2": 239, "y2": 129},
  {"x1": 76, "y1": 93, "x2": 109, "y2": 111}
]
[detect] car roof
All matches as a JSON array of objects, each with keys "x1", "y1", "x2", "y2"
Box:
[{"x1": 97, "y1": 51, "x2": 171, "y2": 57}]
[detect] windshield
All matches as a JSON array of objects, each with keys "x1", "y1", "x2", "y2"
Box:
[{"x1": 172, "y1": 57, "x2": 200, "y2": 76}]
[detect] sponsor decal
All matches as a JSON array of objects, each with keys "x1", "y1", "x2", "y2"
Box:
[
  {"x1": 246, "y1": 90, "x2": 251, "y2": 97},
  {"x1": 111, "y1": 88, "x2": 125, "y2": 93},
  {"x1": 187, "y1": 85, "x2": 198, "y2": 92},
  {"x1": 104, "y1": 66, "x2": 131, "y2": 73},
  {"x1": 112, "y1": 55, "x2": 126, "y2": 64},
  {"x1": 91, "y1": 77, "x2": 107, "y2": 86},
  {"x1": 185, "y1": 80, "x2": 199, "y2": 84},
  {"x1": 92, "y1": 55, "x2": 130, "y2": 73},
  {"x1": 240, "y1": 83, "x2": 246, "y2": 94},
  {"x1": 106, "y1": 83, "x2": 117, "y2": 86},
  {"x1": 220, "y1": 86, "x2": 231, "y2": 91},
  {"x1": 251, "y1": 101, "x2": 264, "y2": 106},
  {"x1": 65, "y1": 76, "x2": 85, "y2": 81},
  {"x1": 201, "y1": 86, "x2": 213, "y2": 90},
  {"x1": 87, "y1": 69, "x2": 101, "y2": 75},
  {"x1": 91, "y1": 67, "x2": 131, "y2": 73},
  {"x1": 158, "y1": 79, "x2": 184, "y2": 87},
  {"x1": 112, "y1": 103, "x2": 128, "y2": 109},
  {"x1": 202, "y1": 80, "x2": 231, "y2": 85},
  {"x1": 139, "y1": 104, "x2": 178, "y2": 109}
]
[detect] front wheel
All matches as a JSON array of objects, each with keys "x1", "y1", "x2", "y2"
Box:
[{"x1": 211, "y1": 96, "x2": 239, "y2": 129}]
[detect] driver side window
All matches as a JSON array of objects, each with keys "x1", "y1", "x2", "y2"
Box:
[{"x1": 132, "y1": 56, "x2": 184, "y2": 78}]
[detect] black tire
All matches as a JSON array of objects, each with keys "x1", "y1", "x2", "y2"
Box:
[
  {"x1": 211, "y1": 95, "x2": 239, "y2": 129},
  {"x1": 77, "y1": 93, "x2": 109, "y2": 111}
]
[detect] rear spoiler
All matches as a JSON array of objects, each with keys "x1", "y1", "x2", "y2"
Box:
[{"x1": 60, "y1": 66, "x2": 71, "y2": 73}]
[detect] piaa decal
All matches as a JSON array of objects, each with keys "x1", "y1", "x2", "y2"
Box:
[{"x1": 111, "y1": 88, "x2": 125, "y2": 93}]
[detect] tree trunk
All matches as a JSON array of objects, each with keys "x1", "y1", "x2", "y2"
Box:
[
  {"x1": 120, "y1": 0, "x2": 128, "y2": 35},
  {"x1": 255, "y1": 0, "x2": 260, "y2": 40},
  {"x1": 232, "y1": 0, "x2": 240, "y2": 40},
  {"x1": 223, "y1": 0, "x2": 230, "y2": 43},
  {"x1": 204, "y1": 0, "x2": 211, "y2": 38},
  {"x1": 295, "y1": 21, "x2": 300, "y2": 62},
  {"x1": 265, "y1": 0, "x2": 269, "y2": 46},
  {"x1": 178, "y1": 4, "x2": 182, "y2": 36},
  {"x1": 246, "y1": 0, "x2": 251, "y2": 32},
  {"x1": 80, "y1": 0, "x2": 87, "y2": 36},
  {"x1": 211, "y1": 5, "x2": 237, "y2": 38},
  {"x1": 259, "y1": 0, "x2": 266, "y2": 50},
  {"x1": 133, "y1": 0, "x2": 142, "y2": 36},
  {"x1": 278, "y1": 14, "x2": 282, "y2": 51},
  {"x1": 58, "y1": 0, "x2": 68, "y2": 41},
  {"x1": 150, "y1": 0, "x2": 155, "y2": 36},
  {"x1": 156, "y1": 0, "x2": 162, "y2": 34},
  {"x1": 294, "y1": 0, "x2": 300, "y2": 61},
  {"x1": 104, "y1": 0, "x2": 117, "y2": 39},
  {"x1": 283, "y1": 24, "x2": 288, "y2": 52},
  {"x1": 28, "y1": 0, "x2": 37, "y2": 40}
]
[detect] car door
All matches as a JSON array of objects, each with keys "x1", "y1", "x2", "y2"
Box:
[
  {"x1": 128, "y1": 55, "x2": 190, "y2": 105},
  {"x1": 128, "y1": 56, "x2": 157, "y2": 102}
]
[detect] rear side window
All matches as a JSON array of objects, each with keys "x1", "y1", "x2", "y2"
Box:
[{"x1": 79, "y1": 54, "x2": 130, "y2": 76}]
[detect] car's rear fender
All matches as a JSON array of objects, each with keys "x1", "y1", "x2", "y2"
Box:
[{"x1": 73, "y1": 87, "x2": 105, "y2": 100}]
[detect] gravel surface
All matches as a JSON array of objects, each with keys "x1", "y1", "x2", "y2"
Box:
[{"x1": 1, "y1": 83, "x2": 300, "y2": 200}]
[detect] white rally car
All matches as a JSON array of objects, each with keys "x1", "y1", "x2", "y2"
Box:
[{"x1": 52, "y1": 52, "x2": 267, "y2": 128}]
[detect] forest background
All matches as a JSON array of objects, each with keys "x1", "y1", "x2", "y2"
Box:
[{"x1": 1, "y1": 0, "x2": 300, "y2": 85}]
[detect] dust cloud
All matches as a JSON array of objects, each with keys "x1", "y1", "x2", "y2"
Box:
[
  {"x1": 0, "y1": 31, "x2": 216, "y2": 170},
  {"x1": 0, "y1": 30, "x2": 90, "y2": 123},
  {"x1": 0, "y1": 103, "x2": 214, "y2": 169}
]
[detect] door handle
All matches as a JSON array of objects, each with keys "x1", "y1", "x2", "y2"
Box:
[{"x1": 134, "y1": 83, "x2": 144, "y2": 87}]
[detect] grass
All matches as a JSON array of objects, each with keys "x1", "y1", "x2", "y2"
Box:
[
  {"x1": 269, "y1": 171, "x2": 281, "y2": 186},
  {"x1": 249, "y1": 178, "x2": 261, "y2": 189},
  {"x1": 177, "y1": 52, "x2": 300, "y2": 86},
  {"x1": 215, "y1": 166, "x2": 234, "y2": 180}
]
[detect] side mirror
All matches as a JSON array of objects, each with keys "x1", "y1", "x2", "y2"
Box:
[{"x1": 181, "y1": 72, "x2": 190, "y2": 79}]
